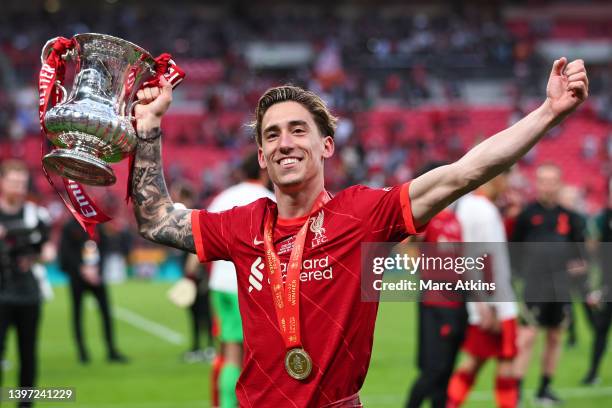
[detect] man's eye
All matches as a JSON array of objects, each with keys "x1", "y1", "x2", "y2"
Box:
[{"x1": 293, "y1": 128, "x2": 305, "y2": 134}]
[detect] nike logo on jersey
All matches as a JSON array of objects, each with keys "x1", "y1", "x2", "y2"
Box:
[{"x1": 253, "y1": 237, "x2": 264, "y2": 246}]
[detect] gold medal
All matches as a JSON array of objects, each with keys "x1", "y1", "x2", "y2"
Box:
[{"x1": 285, "y1": 348, "x2": 312, "y2": 380}]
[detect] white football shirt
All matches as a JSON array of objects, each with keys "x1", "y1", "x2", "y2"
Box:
[
  {"x1": 207, "y1": 181, "x2": 275, "y2": 293},
  {"x1": 456, "y1": 193, "x2": 517, "y2": 323}
]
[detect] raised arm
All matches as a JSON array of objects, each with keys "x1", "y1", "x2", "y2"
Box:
[
  {"x1": 410, "y1": 58, "x2": 588, "y2": 226},
  {"x1": 132, "y1": 77, "x2": 195, "y2": 252}
]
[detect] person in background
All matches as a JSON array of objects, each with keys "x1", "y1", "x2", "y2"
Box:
[
  {"x1": 581, "y1": 178, "x2": 612, "y2": 385},
  {"x1": 101, "y1": 196, "x2": 134, "y2": 284},
  {"x1": 0, "y1": 159, "x2": 51, "y2": 408},
  {"x1": 170, "y1": 181, "x2": 214, "y2": 363},
  {"x1": 406, "y1": 162, "x2": 466, "y2": 408},
  {"x1": 447, "y1": 172, "x2": 519, "y2": 408},
  {"x1": 58, "y1": 217, "x2": 128, "y2": 364},
  {"x1": 512, "y1": 164, "x2": 585, "y2": 406},
  {"x1": 207, "y1": 152, "x2": 274, "y2": 408},
  {"x1": 558, "y1": 185, "x2": 590, "y2": 348}
]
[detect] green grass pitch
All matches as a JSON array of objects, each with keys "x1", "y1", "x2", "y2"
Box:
[{"x1": 2, "y1": 281, "x2": 610, "y2": 407}]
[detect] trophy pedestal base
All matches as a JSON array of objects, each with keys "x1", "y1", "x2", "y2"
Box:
[{"x1": 43, "y1": 149, "x2": 116, "y2": 186}]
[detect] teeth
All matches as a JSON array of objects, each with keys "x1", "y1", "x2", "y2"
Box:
[{"x1": 280, "y1": 158, "x2": 298, "y2": 165}]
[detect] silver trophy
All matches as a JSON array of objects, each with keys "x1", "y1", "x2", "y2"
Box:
[{"x1": 41, "y1": 33, "x2": 156, "y2": 186}]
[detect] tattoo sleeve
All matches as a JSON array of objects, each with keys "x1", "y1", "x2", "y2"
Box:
[{"x1": 132, "y1": 128, "x2": 195, "y2": 253}]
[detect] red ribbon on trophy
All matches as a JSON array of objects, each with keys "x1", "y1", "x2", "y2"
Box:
[
  {"x1": 38, "y1": 36, "x2": 185, "y2": 237},
  {"x1": 125, "y1": 53, "x2": 185, "y2": 204}
]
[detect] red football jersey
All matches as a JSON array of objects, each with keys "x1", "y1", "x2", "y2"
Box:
[
  {"x1": 421, "y1": 209, "x2": 464, "y2": 307},
  {"x1": 192, "y1": 183, "x2": 422, "y2": 407},
  {"x1": 422, "y1": 208, "x2": 462, "y2": 243}
]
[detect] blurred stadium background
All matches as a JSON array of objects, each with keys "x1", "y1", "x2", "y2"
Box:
[{"x1": 0, "y1": 0, "x2": 611, "y2": 406}]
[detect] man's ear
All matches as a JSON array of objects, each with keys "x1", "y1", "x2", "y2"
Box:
[
  {"x1": 257, "y1": 146, "x2": 267, "y2": 169},
  {"x1": 322, "y1": 136, "x2": 335, "y2": 159}
]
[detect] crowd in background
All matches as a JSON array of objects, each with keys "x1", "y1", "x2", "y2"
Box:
[
  {"x1": 0, "y1": 0, "x2": 609, "y2": 248},
  {"x1": 0, "y1": 2, "x2": 611, "y2": 407}
]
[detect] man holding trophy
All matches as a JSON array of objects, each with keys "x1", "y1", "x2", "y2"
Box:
[{"x1": 125, "y1": 54, "x2": 588, "y2": 407}]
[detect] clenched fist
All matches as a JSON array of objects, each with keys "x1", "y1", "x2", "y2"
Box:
[{"x1": 134, "y1": 76, "x2": 173, "y2": 134}]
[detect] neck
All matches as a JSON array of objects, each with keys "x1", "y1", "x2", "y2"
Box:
[
  {"x1": 538, "y1": 197, "x2": 556, "y2": 208},
  {"x1": 274, "y1": 178, "x2": 325, "y2": 219},
  {"x1": 0, "y1": 196, "x2": 21, "y2": 214}
]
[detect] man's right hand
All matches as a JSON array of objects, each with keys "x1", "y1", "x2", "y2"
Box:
[
  {"x1": 477, "y1": 303, "x2": 500, "y2": 333},
  {"x1": 80, "y1": 264, "x2": 101, "y2": 286},
  {"x1": 135, "y1": 76, "x2": 173, "y2": 133}
]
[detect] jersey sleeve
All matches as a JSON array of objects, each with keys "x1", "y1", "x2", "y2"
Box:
[
  {"x1": 191, "y1": 207, "x2": 241, "y2": 263},
  {"x1": 349, "y1": 182, "x2": 427, "y2": 241}
]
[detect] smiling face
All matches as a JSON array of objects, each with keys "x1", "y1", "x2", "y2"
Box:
[{"x1": 258, "y1": 101, "x2": 334, "y2": 193}]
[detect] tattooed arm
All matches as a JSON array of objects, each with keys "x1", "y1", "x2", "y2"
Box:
[{"x1": 132, "y1": 77, "x2": 195, "y2": 252}]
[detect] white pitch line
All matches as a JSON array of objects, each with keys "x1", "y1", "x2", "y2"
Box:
[{"x1": 113, "y1": 306, "x2": 185, "y2": 346}]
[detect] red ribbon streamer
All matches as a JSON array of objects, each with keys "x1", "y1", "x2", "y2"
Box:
[
  {"x1": 125, "y1": 53, "x2": 186, "y2": 203},
  {"x1": 38, "y1": 36, "x2": 111, "y2": 237}
]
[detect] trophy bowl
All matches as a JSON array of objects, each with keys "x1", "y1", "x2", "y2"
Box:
[{"x1": 41, "y1": 33, "x2": 156, "y2": 186}]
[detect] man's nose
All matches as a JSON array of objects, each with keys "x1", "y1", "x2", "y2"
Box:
[{"x1": 278, "y1": 130, "x2": 295, "y2": 151}]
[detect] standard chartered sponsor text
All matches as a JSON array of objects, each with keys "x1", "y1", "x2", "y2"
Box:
[{"x1": 280, "y1": 255, "x2": 333, "y2": 282}]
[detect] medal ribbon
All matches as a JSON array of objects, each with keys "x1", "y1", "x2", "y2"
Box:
[
  {"x1": 263, "y1": 190, "x2": 331, "y2": 350},
  {"x1": 38, "y1": 37, "x2": 185, "y2": 237}
]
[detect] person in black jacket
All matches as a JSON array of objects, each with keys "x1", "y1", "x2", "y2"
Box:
[
  {"x1": 582, "y1": 181, "x2": 612, "y2": 385},
  {"x1": 0, "y1": 159, "x2": 51, "y2": 408},
  {"x1": 512, "y1": 163, "x2": 585, "y2": 406},
  {"x1": 58, "y1": 217, "x2": 128, "y2": 364}
]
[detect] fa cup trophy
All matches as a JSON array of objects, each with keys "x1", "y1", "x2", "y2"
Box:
[{"x1": 40, "y1": 33, "x2": 158, "y2": 186}]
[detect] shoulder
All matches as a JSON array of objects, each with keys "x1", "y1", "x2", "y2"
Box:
[
  {"x1": 558, "y1": 205, "x2": 579, "y2": 218},
  {"x1": 330, "y1": 184, "x2": 386, "y2": 209},
  {"x1": 336, "y1": 184, "x2": 403, "y2": 199},
  {"x1": 201, "y1": 196, "x2": 270, "y2": 219},
  {"x1": 593, "y1": 211, "x2": 607, "y2": 226},
  {"x1": 242, "y1": 182, "x2": 276, "y2": 201},
  {"x1": 518, "y1": 202, "x2": 538, "y2": 218},
  {"x1": 458, "y1": 194, "x2": 496, "y2": 216},
  {"x1": 208, "y1": 183, "x2": 274, "y2": 212}
]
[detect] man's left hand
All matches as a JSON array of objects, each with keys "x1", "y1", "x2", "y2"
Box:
[{"x1": 546, "y1": 57, "x2": 588, "y2": 121}]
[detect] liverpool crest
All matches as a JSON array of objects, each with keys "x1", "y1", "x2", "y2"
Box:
[{"x1": 309, "y1": 211, "x2": 327, "y2": 247}]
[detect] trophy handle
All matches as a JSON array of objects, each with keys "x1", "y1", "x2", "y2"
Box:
[
  {"x1": 54, "y1": 81, "x2": 68, "y2": 105},
  {"x1": 41, "y1": 37, "x2": 76, "y2": 64},
  {"x1": 127, "y1": 99, "x2": 143, "y2": 121},
  {"x1": 40, "y1": 37, "x2": 58, "y2": 64}
]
